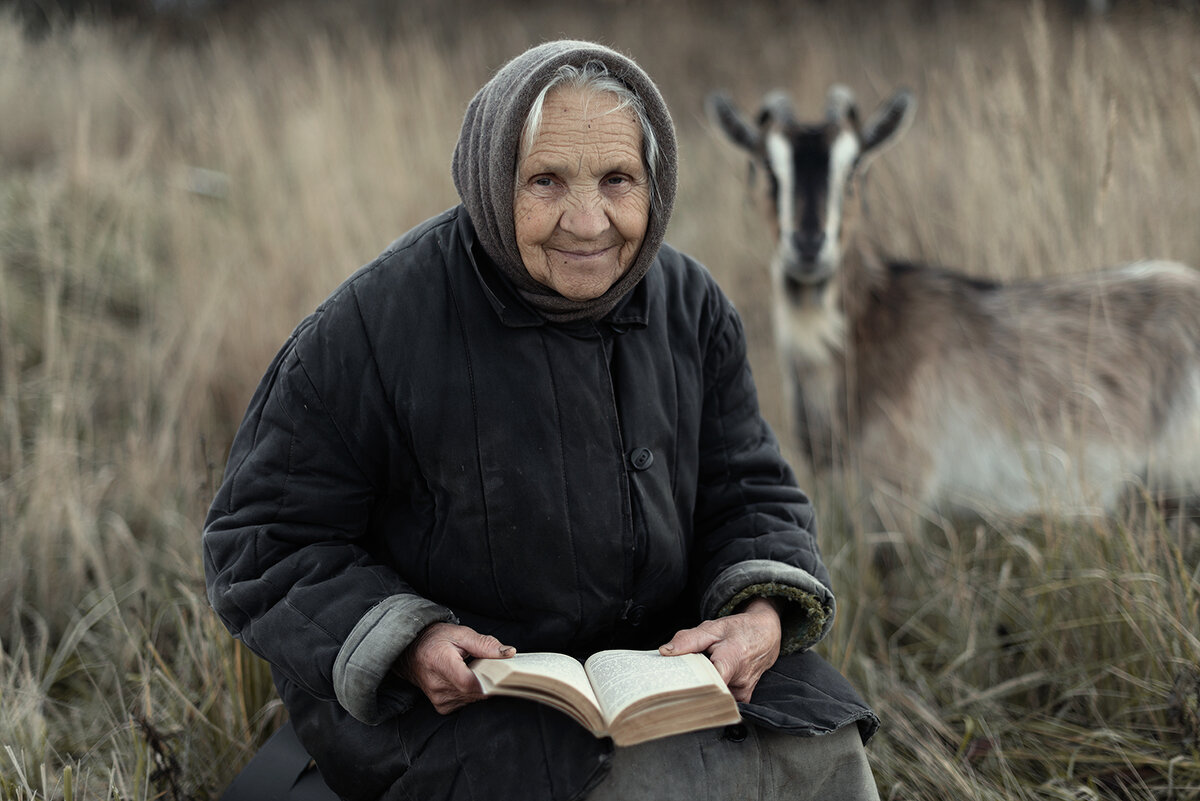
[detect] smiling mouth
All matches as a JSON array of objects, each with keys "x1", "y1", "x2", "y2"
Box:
[{"x1": 551, "y1": 245, "x2": 616, "y2": 262}]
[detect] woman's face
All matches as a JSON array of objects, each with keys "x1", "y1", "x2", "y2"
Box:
[{"x1": 513, "y1": 86, "x2": 651, "y2": 301}]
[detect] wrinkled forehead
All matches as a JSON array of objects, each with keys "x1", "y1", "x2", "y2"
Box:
[{"x1": 519, "y1": 85, "x2": 643, "y2": 167}]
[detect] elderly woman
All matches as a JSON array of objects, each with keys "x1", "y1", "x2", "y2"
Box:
[{"x1": 203, "y1": 40, "x2": 880, "y2": 801}]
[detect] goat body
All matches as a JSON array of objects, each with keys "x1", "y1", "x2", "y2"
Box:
[{"x1": 709, "y1": 86, "x2": 1200, "y2": 522}]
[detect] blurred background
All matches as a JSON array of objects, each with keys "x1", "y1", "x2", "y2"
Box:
[{"x1": 2, "y1": 1, "x2": 1199, "y2": 798}]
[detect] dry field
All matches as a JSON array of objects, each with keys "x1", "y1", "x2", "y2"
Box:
[{"x1": 2, "y1": 0, "x2": 1200, "y2": 798}]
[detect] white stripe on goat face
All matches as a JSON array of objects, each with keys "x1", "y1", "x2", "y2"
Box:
[
  {"x1": 766, "y1": 129, "x2": 797, "y2": 247},
  {"x1": 825, "y1": 129, "x2": 859, "y2": 272}
]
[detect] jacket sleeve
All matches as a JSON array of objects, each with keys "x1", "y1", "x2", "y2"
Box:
[
  {"x1": 202, "y1": 297, "x2": 454, "y2": 725},
  {"x1": 690, "y1": 292, "x2": 835, "y2": 655}
]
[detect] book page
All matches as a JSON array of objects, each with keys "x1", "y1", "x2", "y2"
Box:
[
  {"x1": 583, "y1": 650, "x2": 725, "y2": 722},
  {"x1": 470, "y1": 652, "x2": 604, "y2": 732},
  {"x1": 492, "y1": 652, "x2": 595, "y2": 695}
]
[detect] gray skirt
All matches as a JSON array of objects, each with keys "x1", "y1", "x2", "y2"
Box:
[{"x1": 585, "y1": 723, "x2": 880, "y2": 801}]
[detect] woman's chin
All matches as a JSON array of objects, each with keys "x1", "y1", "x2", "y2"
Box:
[{"x1": 553, "y1": 280, "x2": 616, "y2": 301}]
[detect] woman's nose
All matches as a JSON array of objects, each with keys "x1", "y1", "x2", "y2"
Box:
[{"x1": 559, "y1": 192, "x2": 609, "y2": 239}]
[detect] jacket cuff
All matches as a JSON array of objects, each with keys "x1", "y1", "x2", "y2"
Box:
[
  {"x1": 701, "y1": 560, "x2": 836, "y2": 655},
  {"x1": 333, "y1": 594, "x2": 458, "y2": 724}
]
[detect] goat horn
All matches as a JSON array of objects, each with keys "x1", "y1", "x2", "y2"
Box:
[
  {"x1": 826, "y1": 84, "x2": 861, "y2": 135},
  {"x1": 757, "y1": 90, "x2": 796, "y2": 126}
]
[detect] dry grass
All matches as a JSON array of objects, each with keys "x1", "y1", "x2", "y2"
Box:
[{"x1": 1, "y1": 1, "x2": 1199, "y2": 798}]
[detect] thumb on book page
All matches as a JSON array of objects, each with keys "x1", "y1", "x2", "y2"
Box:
[
  {"x1": 457, "y1": 629, "x2": 516, "y2": 659},
  {"x1": 658, "y1": 626, "x2": 720, "y2": 657}
]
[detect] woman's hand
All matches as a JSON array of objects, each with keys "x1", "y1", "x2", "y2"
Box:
[
  {"x1": 395, "y1": 622, "x2": 515, "y2": 714},
  {"x1": 658, "y1": 597, "x2": 782, "y2": 703}
]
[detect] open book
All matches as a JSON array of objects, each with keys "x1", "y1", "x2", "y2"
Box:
[{"x1": 470, "y1": 649, "x2": 742, "y2": 747}]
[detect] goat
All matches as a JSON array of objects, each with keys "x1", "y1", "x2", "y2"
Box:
[{"x1": 707, "y1": 85, "x2": 1200, "y2": 527}]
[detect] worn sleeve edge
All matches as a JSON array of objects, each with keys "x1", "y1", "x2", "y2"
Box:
[
  {"x1": 332, "y1": 595, "x2": 458, "y2": 724},
  {"x1": 702, "y1": 559, "x2": 836, "y2": 655}
]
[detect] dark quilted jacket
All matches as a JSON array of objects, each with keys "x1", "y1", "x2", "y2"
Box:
[{"x1": 203, "y1": 206, "x2": 878, "y2": 801}]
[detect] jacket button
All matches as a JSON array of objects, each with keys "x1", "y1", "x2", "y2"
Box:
[
  {"x1": 723, "y1": 724, "x2": 748, "y2": 742},
  {"x1": 629, "y1": 447, "x2": 654, "y2": 471}
]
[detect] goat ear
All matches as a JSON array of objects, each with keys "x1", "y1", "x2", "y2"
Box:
[
  {"x1": 705, "y1": 92, "x2": 761, "y2": 153},
  {"x1": 860, "y1": 89, "x2": 915, "y2": 156}
]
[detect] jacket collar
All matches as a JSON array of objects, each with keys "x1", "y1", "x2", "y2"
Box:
[{"x1": 456, "y1": 207, "x2": 650, "y2": 334}]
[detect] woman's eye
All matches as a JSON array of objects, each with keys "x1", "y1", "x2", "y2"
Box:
[{"x1": 532, "y1": 176, "x2": 555, "y2": 187}]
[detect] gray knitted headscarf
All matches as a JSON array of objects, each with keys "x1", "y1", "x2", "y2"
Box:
[{"x1": 452, "y1": 40, "x2": 678, "y2": 322}]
